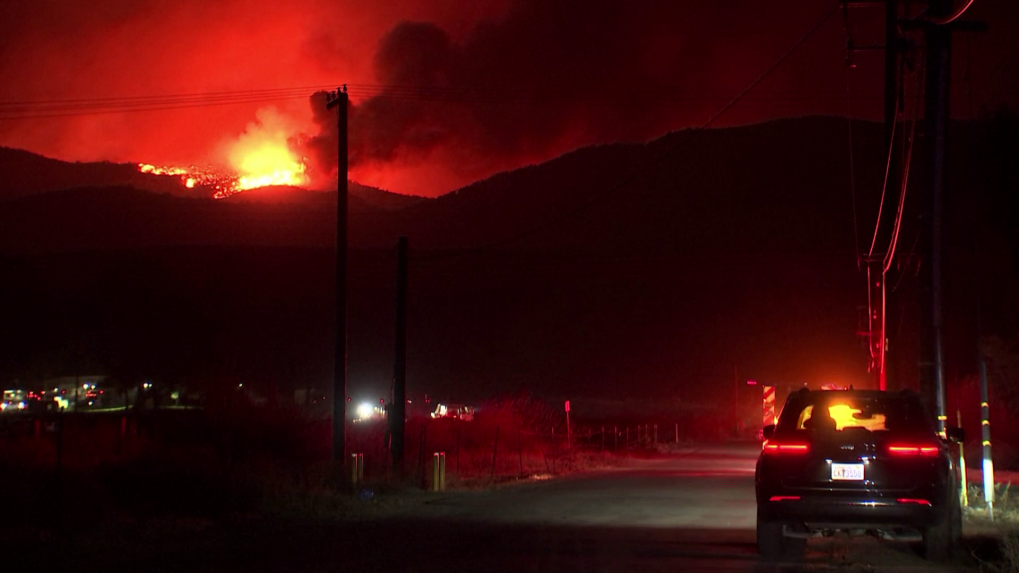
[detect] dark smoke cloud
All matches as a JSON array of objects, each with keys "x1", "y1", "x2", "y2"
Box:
[
  {"x1": 300, "y1": 0, "x2": 1018, "y2": 195},
  {"x1": 303, "y1": 0, "x2": 867, "y2": 191},
  {"x1": 2, "y1": 0, "x2": 1015, "y2": 196}
]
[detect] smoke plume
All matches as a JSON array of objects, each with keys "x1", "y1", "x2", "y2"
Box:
[{"x1": 2, "y1": 0, "x2": 1014, "y2": 196}]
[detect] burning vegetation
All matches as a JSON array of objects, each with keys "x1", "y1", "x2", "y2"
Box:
[{"x1": 138, "y1": 107, "x2": 310, "y2": 199}]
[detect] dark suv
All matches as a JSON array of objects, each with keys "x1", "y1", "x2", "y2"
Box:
[{"x1": 755, "y1": 388, "x2": 964, "y2": 561}]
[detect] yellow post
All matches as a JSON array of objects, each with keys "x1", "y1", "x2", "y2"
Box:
[
  {"x1": 433, "y1": 452, "x2": 446, "y2": 492},
  {"x1": 351, "y1": 452, "x2": 363, "y2": 486}
]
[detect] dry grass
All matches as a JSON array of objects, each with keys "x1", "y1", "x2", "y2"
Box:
[
  {"x1": 0, "y1": 395, "x2": 646, "y2": 528},
  {"x1": 964, "y1": 482, "x2": 1019, "y2": 572}
]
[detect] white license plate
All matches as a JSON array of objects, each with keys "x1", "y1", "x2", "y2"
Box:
[{"x1": 831, "y1": 463, "x2": 864, "y2": 481}]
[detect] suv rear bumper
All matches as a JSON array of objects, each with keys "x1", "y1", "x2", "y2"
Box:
[{"x1": 761, "y1": 497, "x2": 943, "y2": 530}]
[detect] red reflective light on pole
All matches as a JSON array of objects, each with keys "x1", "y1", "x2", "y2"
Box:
[{"x1": 747, "y1": 380, "x2": 757, "y2": 385}]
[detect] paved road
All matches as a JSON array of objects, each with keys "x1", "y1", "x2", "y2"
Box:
[
  {"x1": 35, "y1": 442, "x2": 985, "y2": 572},
  {"x1": 334, "y1": 442, "x2": 980, "y2": 572}
]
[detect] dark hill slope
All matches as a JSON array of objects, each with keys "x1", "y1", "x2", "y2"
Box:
[
  {"x1": 0, "y1": 147, "x2": 184, "y2": 199},
  {"x1": 371, "y1": 117, "x2": 889, "y2": 258},
  {"x1": 1, "y1": 117, "x2": 1017, "y2": 407}
]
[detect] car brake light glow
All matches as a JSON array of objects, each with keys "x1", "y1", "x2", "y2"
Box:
[
  {"x1": 769, "y1": 496, "x2": 801, "y2": 501},
  {"x1": 763, "y1": 441, "x2": 809, "y2": 454},
  {"x1": 896, "y1": 498, "x2": 932, "y2": 506},
  {"x1": 887, "y1": 444, "x2": 939, "y2": 457}
]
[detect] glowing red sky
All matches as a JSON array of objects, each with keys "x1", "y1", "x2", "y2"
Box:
[{"x1": 1, "y1": 0, "x2": 1015, "y2": 197}]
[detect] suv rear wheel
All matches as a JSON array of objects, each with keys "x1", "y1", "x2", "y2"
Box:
[
  {"x1": 921, "y1": 497, "x2": 962, "y2": 562},
  {"x1": 757, "y1": 507, "x2": 806, "y2": 561},
  {"x1": 921, "y1": 509, "x2": 953, "y2": 562}
]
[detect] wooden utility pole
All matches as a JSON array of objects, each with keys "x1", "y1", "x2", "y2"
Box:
[
  {"x1": 920, "y1": 0, "x2": 951, "y2": 435},
  {"x1": 908, "y1": 1, "x2": 984, "y2": 432},
  {"x1": 391, "y1": 237, "x2": 409, "y2": 476},
  {"x1": 326, "y1": 86, "x2": 349, "y2": 465}
]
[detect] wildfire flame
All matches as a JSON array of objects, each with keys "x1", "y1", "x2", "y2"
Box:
[
  {"x1": 233, "y1": 142, "x2": 308, "y2": 192},
  {"x1": 138, "y1": 163, "x2": 233, "y2": 192},
  {"x1": 138, "y1": 107, "x2": 309, "y2": 199}
]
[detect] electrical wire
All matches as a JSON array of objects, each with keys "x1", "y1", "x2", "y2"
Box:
[
  {"x1": 0, "y1": 86, "x2": 339, "y2": 120},
  {"x1": 891, "y1": 228, "x2": 921, "y2": 292},
  {"x1": 702, "y1": 5, "x2": 839, "y2": 129},
  {"x1": 0, "y1": 83, "x2": 876, "y2": 120},
  {"x1": 866, "y1": 97, "x2": 899, "y2": 258},
  {"x1": 883, "y1": 58, "x2": 924, "y2": 275},
  {"x1": 929, "y1": 0, "x2": 976, "y2": 25}
]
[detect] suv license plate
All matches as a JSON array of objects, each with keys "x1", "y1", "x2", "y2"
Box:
[{"x1": 831, "y1": 463, "x2": 864, "y2": 481}]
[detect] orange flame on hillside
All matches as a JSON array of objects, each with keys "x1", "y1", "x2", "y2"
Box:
[
  {"x1": 138, "y1": 163, "x2": 231, "y2": 192},
  {"x1": 138, "y1": 107, "x2": 309, "y2": 199},
  {"x1": 232, "y1": 142, "x2": 308, "y2": 193}
]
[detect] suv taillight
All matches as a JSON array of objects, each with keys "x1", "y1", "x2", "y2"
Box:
[
  {"x1": 887, "y1": 444, "x2": 939, "y2": 457},
  {"x1": 763, "y1": 441, "x2": 809, "y2": 454}
]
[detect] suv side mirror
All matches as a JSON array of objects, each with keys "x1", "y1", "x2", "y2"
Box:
[
  {"x1": 762, "y1": 425, "x2": 776, "y2": 440},
  {"x1": 945, "y1": 426, "x2": 965, "y2": 443}
]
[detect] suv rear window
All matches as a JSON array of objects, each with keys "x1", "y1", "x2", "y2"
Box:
[{"x1": 780, "y1": 392, "x2": 934, "y2": 435}]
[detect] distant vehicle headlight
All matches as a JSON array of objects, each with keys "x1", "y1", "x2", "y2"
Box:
[{"x1": 357, "y1": 403, "x2": 374, "y2": 420}]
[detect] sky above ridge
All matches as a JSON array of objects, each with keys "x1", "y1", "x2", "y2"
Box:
[{"x1": 1, "y1": 0, "x2": 1014, "y2": 197}]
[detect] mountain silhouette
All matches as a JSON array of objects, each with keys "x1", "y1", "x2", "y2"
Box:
[{"x1": 1, "y1": 116, "x2": 1016, "y2": 413}]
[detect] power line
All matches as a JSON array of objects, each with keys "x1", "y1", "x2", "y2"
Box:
[
  {"x1": 0, "y1": 71, "x2": 880, "y2": 120},
  {"x1": 0, "y1": 86, "x2": 879, "y2": 120},
  {"x1": 883, "y1": 58, "x2": 924, "y2": 275},
  {"x1": 0, "y1": 85, "x2": 330, "y2": 107},
  {"x1": 0, "y1": 86, "x2": 338, "y2": 120},
  {"x1": 866, "y1": 95, "x2": 899, "y2": 258},
  {"x1": 702, "y1": 5, "x2": 839, "y2": 129}
]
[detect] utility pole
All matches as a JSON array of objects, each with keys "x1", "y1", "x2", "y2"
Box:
[
  {"x1": 326, "y1": 86, "x2": 349, "y2": 465},
  {"x1": 921, "y1": 0, "x2": 951, "y2": 436},
  {"x1": 391, "y1": 237, "x2": 408, "y2": 476},
  {"x1": 910, "y1": 1, "x2": 984, "y2": 433}
]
